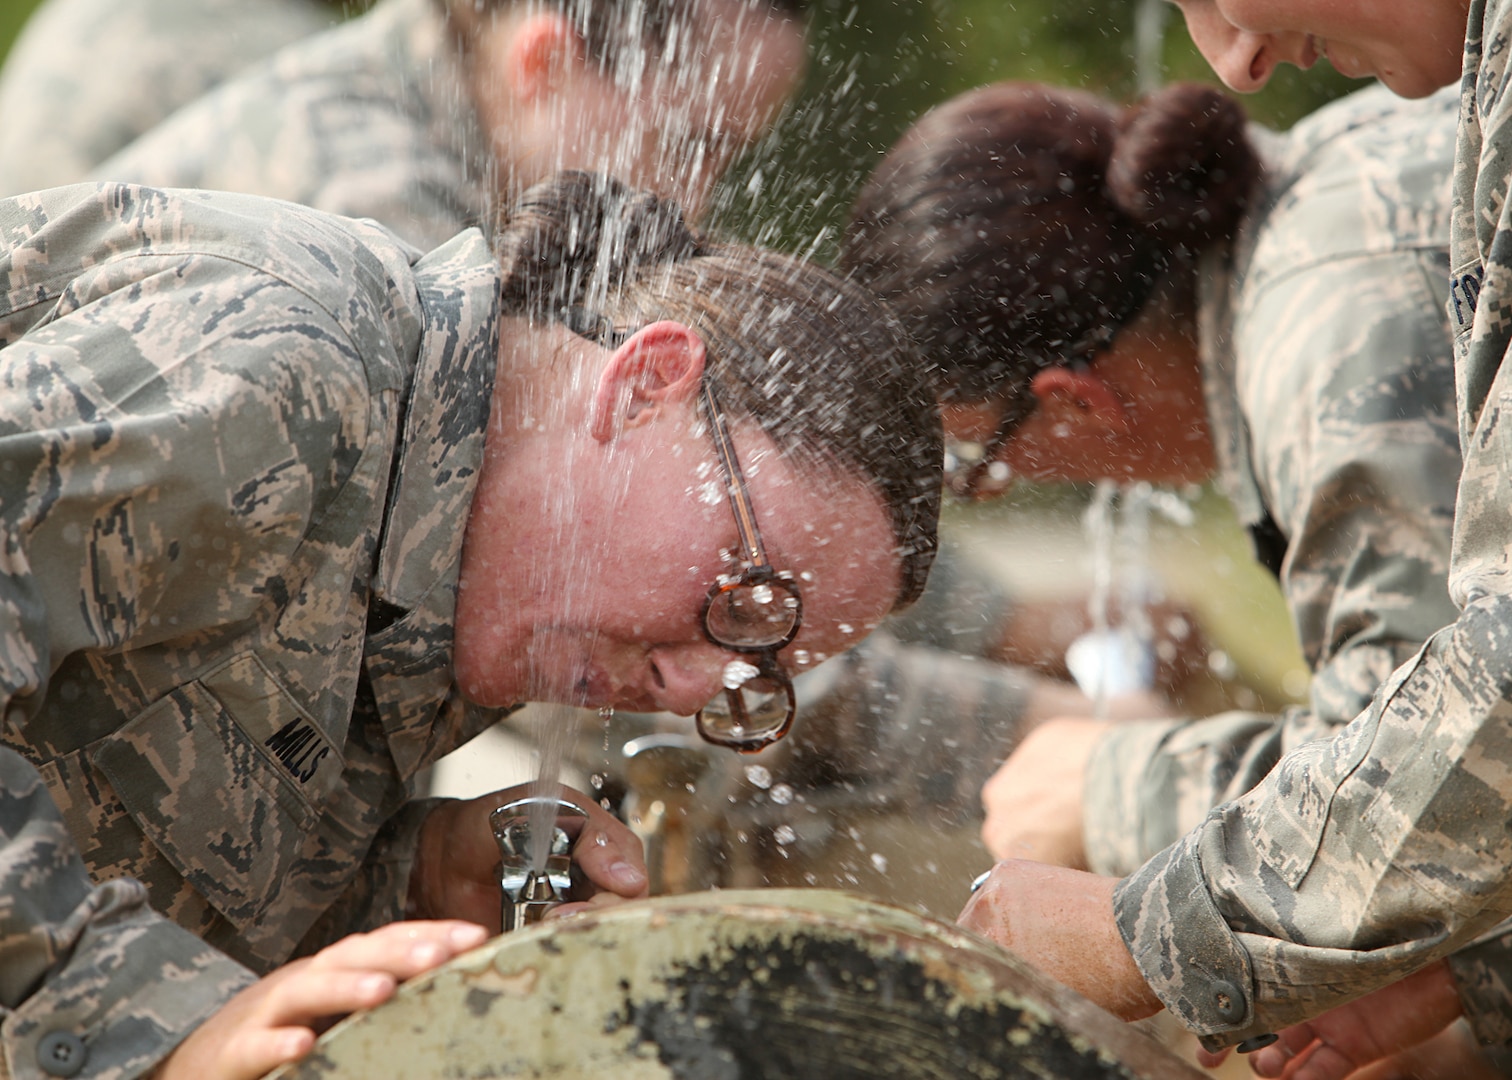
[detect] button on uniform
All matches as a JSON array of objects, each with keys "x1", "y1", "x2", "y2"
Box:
[
  {"x1": 1210, "y1": 978, "x2": 1246, "y2": 1023},
  {"x1": 37, "y1": 1031, "x2": 88, "y2": 1078}
]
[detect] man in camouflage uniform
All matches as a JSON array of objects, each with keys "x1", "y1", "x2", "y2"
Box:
[
  {"x1": 0, "y1": 0, "x2": 337, "y2": 196},
  {"x1": 92, "y1": 0, "x2": 1115, "y2": 839},
  {"x1": 0, "y1": 182, "x2": 635, "y2": 1077},
  {"x1": 90, "y1": 0, "x2": 810, "y2": 249}
]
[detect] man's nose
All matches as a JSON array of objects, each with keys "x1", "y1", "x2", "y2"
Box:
[
  {"x1": 1211, "y1": 29, "x2": 1287, "y2": 92},
  {"x1": 1184, "y1": 9, "x2": 1296, "y2": 93},
  {"x1": 646, "y1": 643, "x2": 737, "y2": 716}
]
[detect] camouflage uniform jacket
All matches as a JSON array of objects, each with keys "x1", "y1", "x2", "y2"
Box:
[
  {"x1": 1113, "y1": 57, "x2": 1512, "y2": 1048},
  {"x1": 0, "y1": 0, "x2": 333, "y2": 197},
  {"x1": 0, "y1": 746, "x2": 255, "y2": 1080},
  {"x1": 1, "y1": 184, "x2": 505, "y2": 1011},
  {"x1": 1085, "y1": 83, "x2": 1461, "y2": 879},
  {"x1": 92, "y1": 0, "x2": 492, "y2": 251}
]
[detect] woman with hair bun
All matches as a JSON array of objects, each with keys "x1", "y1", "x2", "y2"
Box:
[
  {"x1": 0, "y1": 171, "x2": 941, "y2": 1079},
  {"x1": 843, "y1": 81, "x2": 1469, "y2": 1035}
]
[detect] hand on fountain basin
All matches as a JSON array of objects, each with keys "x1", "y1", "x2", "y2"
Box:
[
  {"x1": 156, "y1": 921, "x2": 489, "y2": 1080},
  {"x1": 958, "y1": 859, "x2": 1162, "y2": 1021},
  {"x1": 410, "y1": 783, "x2": 648, "y2": 932}
]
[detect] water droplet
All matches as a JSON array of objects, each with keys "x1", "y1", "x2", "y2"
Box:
[
  {"x1": 723, "y1": 659, "x2": 760, "y2": 689},
  {"x1": 594, "y1": 834, "x2": 608, "y2": 847},
  {"x1": 750, "y1": 583, "x2": 773, "y2": 605},
  {"x1": 770, "y1": 783, "x2": 794, "y2": 805},
  {"x1": 838, "y1": 623, "x2": 854, "y2": 635},
  {"x1": 792, "y1": 649, "x2": 811, "y2": 666},
  {"x1": 744, "y1": 764, "x2": 772, "y2": 789},
  {"x1": 870, "y1": 853, "x2": 888, "y2": 873},
  {"x1": 773, "y1": 824, "x2": 797, "y2": 846},
  {"x1": 590, "y1": 773, "x2": 606, "y2": 791}
]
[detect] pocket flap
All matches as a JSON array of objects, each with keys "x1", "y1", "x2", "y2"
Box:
[{"x1": 92, "y1": 653, "x2": 343, "y2": 937}]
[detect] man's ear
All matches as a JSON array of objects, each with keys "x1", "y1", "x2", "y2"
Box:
[
  {"x1": 591, "y1": 321, "x2": 707, "y2": 442},
  {"x1": 502, "y1": 11, "x2": 585, "y2": 103},
  {"x1": 1029, "y1": 367, "x2": 1130, "y2": 436}
]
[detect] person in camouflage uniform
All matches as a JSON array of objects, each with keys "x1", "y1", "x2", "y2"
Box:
[
  {"x1": 92, "y1": 0, "x2": 1115, "y2": 836},
  {"x1": 843, "y1": 78, "x2": 1461, "y2": 869},
  {"x1": 839, "y1": 71, "x2": 1512, "y2": 1060},
  {"x1": 0, "y1": 173, "x2": 942, "y2": 1077},
  {"x1": 88, "y1": 0, "x2": 809, "y2": 248},
  {"x1": 927, "y1": 4, "x2": 1512, "y2": 1078},
  {"x1": 0, "y1": 0, "x2": 338, "y2": 197}
]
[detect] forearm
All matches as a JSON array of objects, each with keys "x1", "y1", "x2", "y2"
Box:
[{"x1": 1118, "y1": 594, "x2": 1512, "y2": 1049}]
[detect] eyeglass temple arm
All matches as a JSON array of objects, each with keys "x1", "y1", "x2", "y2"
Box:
[{"x1": 701, "y1": 382, "x2": 772, "y2": 572}]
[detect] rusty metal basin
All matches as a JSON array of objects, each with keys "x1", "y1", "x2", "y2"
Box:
[{"x1": 266, "y1": 889, "x2": 1202, "y2": 1080}]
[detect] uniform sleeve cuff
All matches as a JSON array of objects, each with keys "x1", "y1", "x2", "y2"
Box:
[
  {"x1": 1114, "y1": 832, "x2": 1265, "y2": 1052},
  {"x1": 3, "y1": 879, "x2": 254, "y2": 1080}
]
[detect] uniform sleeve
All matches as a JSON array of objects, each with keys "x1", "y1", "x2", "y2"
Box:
[
  {"x1": 1085, "y1": 244, "x2": 1460, "y2": 879},
  {"x1": 1112, "y1": 41, "x2": 1512, "y2": 1043},
  {"x1": 92, "y1": 54, "x2": 479, "y2": 252},
  {"x1": 0, "y1": 0, "x2": 328, "y2": 196},
  {"x1": 0, "y1": 746, "x2": 255, "y2": 1080}
]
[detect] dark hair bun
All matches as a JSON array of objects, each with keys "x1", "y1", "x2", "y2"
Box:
[
  {"x1": 1107, "y1": 83, "x2": 1260, "y2": 256},
  {"x1": 496, "y1": 170, "x2": 701, "y2": 317}
]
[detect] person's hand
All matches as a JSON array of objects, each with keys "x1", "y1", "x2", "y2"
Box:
[
  {"x1": 1195, "y1": 961, "x2": 1463, "y2": 1080},
  {"x1": 958, "y1": 859, "x2": 1161, "y2": 1020},
  {"x1": 980, "y1": 718, "x2": 1111, "y2": 868},
  {"x1": 157, "y1": 920, "x2": 488, "y2": 1080},
  {"x1": 409, "y1": 783, "x2": 648, "y2": 930}
]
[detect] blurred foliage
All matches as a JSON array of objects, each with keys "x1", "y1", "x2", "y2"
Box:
[
  {"x1": 0, "y1": 0, "x2": 42, "y2": 62},
  {"x1": 712, "y1": 0, "x2": 1364, "y2": 249}
]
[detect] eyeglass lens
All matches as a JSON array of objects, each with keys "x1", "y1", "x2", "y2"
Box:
[{"x1": 704, "y1": 577, "x2": 801, "y2": 649}]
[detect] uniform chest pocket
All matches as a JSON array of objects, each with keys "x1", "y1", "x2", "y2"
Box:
[{"x1": 91, "y1": 652, "x2": 345, "y2": 934}]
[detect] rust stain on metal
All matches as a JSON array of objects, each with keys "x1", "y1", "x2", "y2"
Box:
[{"x1": 461, "y1": 963, "x2": 539, "y2": 997}]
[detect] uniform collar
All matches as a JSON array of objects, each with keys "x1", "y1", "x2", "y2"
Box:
[{"x1": 365, "y1": 229, "x2": 504, "y2": 779}]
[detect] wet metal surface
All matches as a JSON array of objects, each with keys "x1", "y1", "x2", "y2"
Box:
[{"x1": 266, "y1": 890, "x2": 1203, "y2": 1080}]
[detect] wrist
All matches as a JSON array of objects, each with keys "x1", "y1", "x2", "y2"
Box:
[{"x1": 407, "y1": 799, "x2": 454, "y2": 919}]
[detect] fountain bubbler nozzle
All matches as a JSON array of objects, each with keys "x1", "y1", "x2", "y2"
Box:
[{"x1": 490, "y1": 796, "x2": 590, "y2": 932}]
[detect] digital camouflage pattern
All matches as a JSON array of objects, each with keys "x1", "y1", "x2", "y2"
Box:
[
  {"x1": 1114, "y1": 65, "x2": 1512, "y2": 1049},
  {"x1": 92, "y1": 0, "x2": 493, "y2": 251},
  {"x1": 0, "y1": 181, "x2": 508, "y2": 1071},
  {"x1": 0, "y1": 0, "x2": 334, "y2": 197},
  {"x1": 0, "y1": 746, "x2": 255, "y2": 1080},
  {"x1": 1085, "y1": 83, "x2": 1461, "y2": 880}
]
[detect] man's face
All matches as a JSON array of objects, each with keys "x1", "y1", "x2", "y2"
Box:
[
  {"x1": 454, "y1": 390, "x2": 899, "y2": 721},
  {"x1": 554, "y1": 0, "x2": 809, "y2": 218},
  {"x1": 1169, "y1": 0, "x2": 1469, "y2": 98}
]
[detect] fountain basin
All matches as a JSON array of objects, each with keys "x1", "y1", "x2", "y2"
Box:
[{"x1": 265, "y1": 889, "x2": 1202, "y2": 1080}]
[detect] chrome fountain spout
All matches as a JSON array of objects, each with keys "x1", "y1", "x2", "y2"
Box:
[{"x1": 490, "y1": 796, "x2": 590, "y2": 932}]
